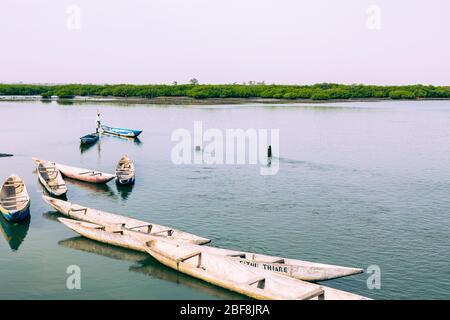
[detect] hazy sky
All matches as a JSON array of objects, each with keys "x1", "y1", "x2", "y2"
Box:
[{"x1": 1, "y1": 0, "x2": 449, "y2": 85}]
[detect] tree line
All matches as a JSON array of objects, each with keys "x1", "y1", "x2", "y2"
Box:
[{"x1": 0, "y1": 83, "x2": 449, "y2": 100}]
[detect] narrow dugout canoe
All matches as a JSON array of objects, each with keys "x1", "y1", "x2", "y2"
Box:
[
  {"x1": 48, "y1": 197, "x2": 362, "y2": 281},
  {"x1": 36, "y1": 161, "x2": 68, "y2": 197},
  {"x1": 58, "y1": 218, "x2": 369, "y2": 300},
  {"x1": 33, "y1": 157, "x2": 115, "y2": 184},
  {"x1": 58, "y1": 218, "x2": 325, "y2": 300},
  {"x1": 115, "y1": 155, "x2": 135, "y2": 185},
  {"x1": 43, "y1": 196, "x2": 210, "y2": 245},
  {"x1": 101, "y1": 125, "x2": 142, "y2": 138},
  {"x1": 80, "y1": 133, "x2": 99, "y2": 145},
  {"x1": 0, "y1": 175, "x2": 30, "y2": 222}
]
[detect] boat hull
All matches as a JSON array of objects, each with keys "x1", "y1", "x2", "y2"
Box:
[
  {"x1": 116, "y1": 177, "x2": 135, "y2": 185},
  {"x1": 101, "y1": 125, "x2": 142, "y2": 138},
  {"x1": 1, "y1": 203, "x2": 30, "y2": 222},
  {"x1": 0, "y1": 175, "x2": 31, "y2": 223},
  {"x1": 36, "y1": 162, "x2": 68, "y2": 197},
  {"x1": 50, "y1": 200, "x2": 362, "y2": 282},
  {"x1": 43, "y1": 196, "x2": 211, "y2": 245},
  {"x1": 33, "y1": 158, "x2": 115, "y2": 184},
  {"x1": 58, "y1": 218, "x2": 329, "y2": 300},
  {"x1": 80, "y1": 133, "x2": 99, "y2": 145}
]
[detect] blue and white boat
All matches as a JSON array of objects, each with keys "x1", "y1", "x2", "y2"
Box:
[
  {"x1": 100, "y1": 125, "x2": 142, "y2": 138},
  {"x1": 0, "y1": 175, "x2": 31, "y2": 222}
]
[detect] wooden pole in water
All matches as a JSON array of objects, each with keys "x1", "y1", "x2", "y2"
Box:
[{"x1": 267, "y1": 145, "x2": 272, "y2": 158}]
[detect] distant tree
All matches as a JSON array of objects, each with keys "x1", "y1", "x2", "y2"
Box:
[
  {"x1": 189, "y1": 78, "x2": 199, "y2": 85},
  {"x1": 389, "y1": 90, "x2": 416, "y2": 100},
  {"x1": 172, "y1": 81, "x2": 178, "y2": 85}
]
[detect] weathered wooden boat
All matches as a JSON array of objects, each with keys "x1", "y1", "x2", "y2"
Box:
[
  {"x1": 43, "y1": 196, "x2": 210, "y2": 245},
  {"x1": 58, "y1": 218, "x2": 324, "y2": 300},
  {"x1": 47, "y1": 197, "x2": 362, "y2": 281},
  {"x1": 100, "y1": 125, "x2": 142, "y2": 138},
  {"x1": 116, "y1": 155, "x2": 135, "y2": 185},
  {"x1": 35, "y1": 161, "x2": 68, "y2": 197},
  {"x1": 80, "y1": 133, "x2": 99, "y2": 145},
  {"x1": 58, "y1": 218, "x2": 369, "y2": 300},
  {"x1": 0, "y1": 175, "x2": 30, "y2": 222},
  {"x1": 33, "y1": 157, "x2": 115, "y2": 184}
]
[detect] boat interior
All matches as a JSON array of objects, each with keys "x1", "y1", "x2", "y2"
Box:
[{"x1": 0, "y1": 177, "x2": 28, "y2": 211}]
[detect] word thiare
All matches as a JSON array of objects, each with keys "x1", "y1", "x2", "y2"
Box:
[{"x1": 239, "y1": 260, "x2": 290, "y2": 274}]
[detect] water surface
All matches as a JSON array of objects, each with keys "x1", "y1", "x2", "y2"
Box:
[{"x1": 0, "y1": 100, "x2": 449, "y2": 299}]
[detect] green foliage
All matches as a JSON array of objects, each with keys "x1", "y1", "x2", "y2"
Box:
[
  {"x1": 389, "y1": 90, "x2": 416, "y2": 100},
  {"x1": 0, "y1": 83, "x2": 449, "y2": 101}
]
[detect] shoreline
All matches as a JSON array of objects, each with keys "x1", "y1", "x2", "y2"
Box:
[{"x1": 1, "y1": 95, "x2": 449, "y2": 105}]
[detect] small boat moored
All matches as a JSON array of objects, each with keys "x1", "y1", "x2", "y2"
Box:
[
  {"x1": 116, "y1": 155, "x2": 135, "y2": 185},
  {"x1": 100, "y1": 125, "x2": 142, "y2": 138},
  {"x1": 36, "y1": 161, "x2": 68, "y2": 197},
  {"x1": 80, "y1": 133, "x2": 99, "y2": 145},
  {"x1": 33, "y1": 157, "x2": 115, "y2": 184},
  {"x1": 0, "y1": 175, "x2": 31, "y2": 222}
]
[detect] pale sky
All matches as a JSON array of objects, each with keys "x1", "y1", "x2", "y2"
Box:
[{"x1": 1, "y1": 0, "x2": 449, "y2": 85}]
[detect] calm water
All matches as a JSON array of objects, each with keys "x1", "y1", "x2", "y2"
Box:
[{"x1": 0, "y1": 100, "x2": 449, "y2": 300}]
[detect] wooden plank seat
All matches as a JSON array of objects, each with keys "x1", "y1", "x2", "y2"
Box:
[
  {"x1": 151, "y1": 228, "x2": 174, "y2": 236},
  {"x1": 245, "y1": 277, "x2": 266, "y2": 289},
  {"x1": 1, "y1": 195, "x2": 28, "y2": 200},
  {"x1": 1, "y1": 199, "x2": 29, "y2": 204},
  {"x1": 79, "y1": 171, "x2": 102, "y2": 176},
  {"x1": 127, "y1": 224, "x2": 153, "y2": 233},
  {"x1": 68, "y1": 207, "x2": 87, "y2": 215}
]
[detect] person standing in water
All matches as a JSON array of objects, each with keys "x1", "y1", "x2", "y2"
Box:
[{"x1": 96, "y1": 112, "x2": 101, "y2": 133}]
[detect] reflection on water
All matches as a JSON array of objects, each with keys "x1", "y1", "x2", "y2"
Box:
[
  {"x1": 101, "y1": 133, "x2": 143, "y2": 146},
  {"x1": 56, "y1": 100, "x2": 74, "y2": 106},
  {"x1": 65, "y1": 177, "x2": 117, "y2": 199},
  {"x1": 0, "y1": 215, "x2": 30, "y2": 251},
  {"x1": 116, "y1": 181, "x2": 134, "y2": 200},
  {"x1": 42, "y1": 210, "x2": 63, "y2": 222},
  {"x1": 58, "y1": 237, "x2": 245, "y2": 300}
]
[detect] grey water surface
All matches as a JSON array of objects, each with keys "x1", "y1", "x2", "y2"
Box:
[{"x1": 0, "y1": 100, "x2": 449, "y2": 299}]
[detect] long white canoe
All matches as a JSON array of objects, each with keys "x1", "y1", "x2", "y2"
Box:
[
  {"x1": 58, "y1": 218, "x2": 369, "y2": 300},
  {"x1": 44, "y1": 196, "x2": 363, "y2": 281},
  {"x1": 43, "y1": 196, "x2": 211, "y2": 245},
  {"x1": 33, "y1": 157, "x2": 115, "y2": 184}
]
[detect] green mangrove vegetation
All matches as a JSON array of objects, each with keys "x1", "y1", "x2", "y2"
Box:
[{"x1": 0, "y1": 83, "x2": 449, "y2": 101}]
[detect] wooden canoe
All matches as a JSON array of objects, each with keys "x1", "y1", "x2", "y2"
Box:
[
  {"x1": 47, "y1": 197, "x2": 362, "y2": 281},
  {"x1": 101, "y1": 125, "x2": 142, "y2": 138},
  {"x1": 115, "y1": 155, "x2": 135, "y2": 185},
  {"x1": 0, "y1": 175, "x2": 30, "y2": 222},
  {"x1": 58, "y1": 218, "x2": 324, "y2": 300},
  {"x1": 32, "y1": 157, "x2": 115, "y2": 184},
  {"x1": 43, "y1": 196, "x2": 211, "y2": 245},
  {"x1": 80, "y1": 133, "x2": 99, "y2": 145},
  {"x1": 35, "y1": 161, "x2": 68, "y2": 197},
  {"x1": 58, "y1": 218, "x2": 369, "y2": 300}
]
